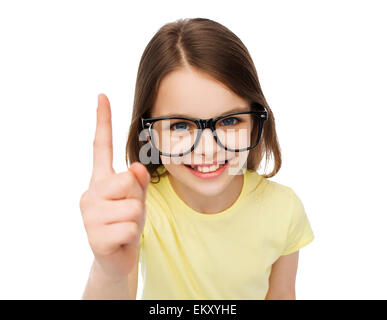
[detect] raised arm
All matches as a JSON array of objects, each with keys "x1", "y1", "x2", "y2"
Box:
[{"x1": 79, "y1": 93, "x2": 150, "y2": 299}]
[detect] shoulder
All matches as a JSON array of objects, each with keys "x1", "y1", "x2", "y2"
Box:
[
  {"x1": 246, "y1": 170, "x2": 295, "y2": 206},
  {"x1": 248, "y1": 171, "x2": 302, "y2": 224},
  {"x1": 265, "y1": 180, "x2": 298, "y2": 204},
  {"x1": 262, "y1": 179, "x2": 311, "y2": 241}
]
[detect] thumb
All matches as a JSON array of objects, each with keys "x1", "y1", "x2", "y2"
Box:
[{"x1": 129, "y1": 161, "x2": 151, "y2": 191}]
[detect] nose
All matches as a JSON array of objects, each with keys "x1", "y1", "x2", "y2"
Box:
[{"x1": 194, "y1": 128, "x2": 221, "y2": 157}]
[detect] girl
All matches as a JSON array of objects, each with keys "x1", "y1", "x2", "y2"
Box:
[{"x1": 80, "y1": 18, "x2": 314, "y2": 300}]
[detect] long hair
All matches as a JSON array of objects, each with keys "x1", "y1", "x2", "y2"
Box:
[{"x1": 126, "y1": 18, "x2": 281, "y2": 183}]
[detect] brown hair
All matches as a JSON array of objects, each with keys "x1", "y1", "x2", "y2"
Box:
[{"x1": 125, "y1": 18, "x2": 281, "y2": 183}]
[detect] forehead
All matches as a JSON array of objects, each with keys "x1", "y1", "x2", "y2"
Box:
[{"x1": 151, "y1": 67, "x2": 249, "y2": 118}]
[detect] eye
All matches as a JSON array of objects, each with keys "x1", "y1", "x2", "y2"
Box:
[
  {"x1": 219, "y1": 117, "x2": 240, "y2": 126},
  {"x1": 171, "y1": 122, "x2": 190, "y2": 131}
]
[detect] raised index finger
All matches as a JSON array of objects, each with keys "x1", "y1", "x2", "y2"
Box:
[{"x1": 92, "y1": 93, "x2": 114, "y2": 182}]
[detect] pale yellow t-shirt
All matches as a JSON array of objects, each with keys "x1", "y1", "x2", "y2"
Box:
[{"x1": 139, "y1": 166, "x2": 314, "y2": 300}]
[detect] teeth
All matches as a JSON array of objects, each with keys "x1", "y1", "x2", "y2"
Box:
[{"x1": 190, "y1": 164, "x2": 223, "y2": 173}]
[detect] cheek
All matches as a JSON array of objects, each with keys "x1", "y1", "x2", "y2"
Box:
[
  {"x1": 160, "y1": 155, "x2": 186, "y2": 166},
  {"x1": 160, "y1": 156, "x2": 186, "y2": 178},
  {"x1": 162, "y1": 163, "x2": 191, "y2": 186},
  {"x1": 226, "y1": 152, "x2": 249, "y2": 173},
  {"x1": 230, "y1": 153, "x2": 247, "y2": 165}
]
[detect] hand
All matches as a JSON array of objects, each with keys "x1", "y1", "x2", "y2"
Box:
[{"x1": 79, "y1": 93, "x2": 150, "y2": 280}]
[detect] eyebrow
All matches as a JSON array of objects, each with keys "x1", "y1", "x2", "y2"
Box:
[{"x1": 158, "y1": 106, "x2": 251, "y2": 118}]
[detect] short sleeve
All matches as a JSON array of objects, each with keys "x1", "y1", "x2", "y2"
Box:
[{"x1": 281, "y1": 189, "x2": 315, "y2": 256}]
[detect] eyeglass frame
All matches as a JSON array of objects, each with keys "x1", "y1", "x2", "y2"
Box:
[{"x1": 140, "y1": 102, "x2": 268, "y2": 157}]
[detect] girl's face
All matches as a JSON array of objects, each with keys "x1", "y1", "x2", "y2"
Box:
[{"x1": 150, "y1": 67, "x2": 250, "y2": 198}]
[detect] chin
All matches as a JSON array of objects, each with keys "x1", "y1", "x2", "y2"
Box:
[{"x1": 176, "y1": 163, "x2": 232, "y2": 192}]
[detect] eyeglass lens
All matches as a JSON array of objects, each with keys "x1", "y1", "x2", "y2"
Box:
[{"x1": 149, "y1": 113, "x2": 260, "y2": 155}]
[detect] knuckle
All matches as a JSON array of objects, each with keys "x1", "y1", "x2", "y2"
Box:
[
  {"x1": 92, "y1": 241, "x2": 107, "y2": 255},
  {"x1": 130, "y1": 199, "x2": 144, "y2": 220},
  {"x1": 114, "y1": 173, "x2": 135, "y2": 195},
  {"x1": 125, "y1": 223, "x2": 139, "y2": 243},
  {"x1": 80, "y1": 196, "x2": 103, "y2": 227},
  {"x1": 119, "y1": 171, "x2": 134, "y2": 187},
  {"x1": 92, "y1": 177, "x2": 110, "y2": 198},
  {"x1": 117, "y1": 176, "x2": 130, "y2": 192},
  {"x1": 92, "y1": 182, "x2": 103, "y2": 198},
  {"x1": 89, "y1": 229, "x2": 109, "y2": 255},
  {"x1": 82, "y1": 211, "x2": 96, "y2": 230},
  {"x1": 93, "y1": 200, "x2": 109, "y2": 224},
  {"x1": 79, "y1": 190, "x2": 90, "y2": 211}
]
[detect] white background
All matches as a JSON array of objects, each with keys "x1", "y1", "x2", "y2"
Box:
[{"x1": 0, "y1": 0, "x2": 386, "y2": 299}]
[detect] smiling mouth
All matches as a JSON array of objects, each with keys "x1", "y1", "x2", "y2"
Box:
[{"x1": 184, "y1": 159, "x2": 229, "y2": 173}]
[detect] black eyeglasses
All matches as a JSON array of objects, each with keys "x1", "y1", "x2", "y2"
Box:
[{"x1": 141, "y1": 102, "x2": 268, "y2": 157}]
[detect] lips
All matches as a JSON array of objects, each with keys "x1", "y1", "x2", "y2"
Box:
[
  {"x1": 184, "y1": 158, "x2": 229, "y2": 179},
  {"x1": 184, "y1": 159, "x2": 228, "y2": 169}
]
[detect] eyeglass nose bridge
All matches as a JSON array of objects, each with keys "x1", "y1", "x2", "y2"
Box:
[
  {"x1": 198, "y1": 118, "x2": 216, "y2": 131},
  {"x1": 194, "y1": 118, "x2": 220, "y2": 153}
]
